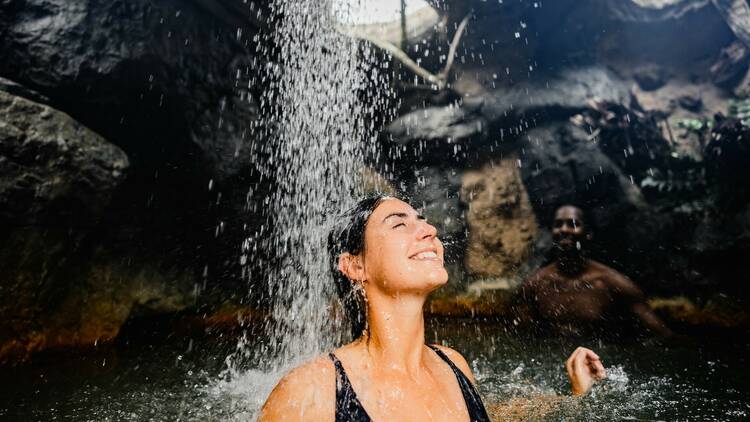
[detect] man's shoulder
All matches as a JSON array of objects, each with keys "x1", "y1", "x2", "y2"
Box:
[
  {"x1": 588, "y1": 260, "x2": 642, "y2": 295},
  {"x1": 588, "y1": 260, "x2": 627, "y2": 279}
]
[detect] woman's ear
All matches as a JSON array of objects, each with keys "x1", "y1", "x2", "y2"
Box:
[{"x1": 338, "y1": 252, "x2": 366, "y2": 283}]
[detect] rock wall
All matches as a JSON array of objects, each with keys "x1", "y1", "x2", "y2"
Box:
[
  {"x1": 0, "y1": 0, "x2": 269, "y2": 363},
  {"x1": 461, "y1": 159, "x2": 537, "y2": 281}
]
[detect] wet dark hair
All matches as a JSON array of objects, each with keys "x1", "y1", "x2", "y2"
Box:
[{"x1": 327, "y1": 193, "x2": 396, "y2": 340}]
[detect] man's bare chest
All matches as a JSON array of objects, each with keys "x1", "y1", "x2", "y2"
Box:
[{"x1": 534, "y1": 278, "x2": 615, "y2": 320}]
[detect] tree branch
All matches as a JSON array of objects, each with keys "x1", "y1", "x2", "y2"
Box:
[
  {"x1": 346, "y1": 30, "x2": 443, "y2": 87},
  {"x1": 340, "y1": 12, "x2": 472, "y2": 90},
  {"x1": 437, "y1": 13, "x2": 471, "y2": 81}
]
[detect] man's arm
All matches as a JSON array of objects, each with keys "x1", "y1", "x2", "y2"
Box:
[{"x1": 606, "y1": 271, "x2": 674, "y2": 337}]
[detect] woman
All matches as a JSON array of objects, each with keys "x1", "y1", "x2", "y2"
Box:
[{"x1": 260, "y1": 194, "x2": 606, "y2": 421}]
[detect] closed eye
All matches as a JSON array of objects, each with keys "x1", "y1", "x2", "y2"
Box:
[{"x1": 393, "y1": 223, "x2": 406, "y2": 229}]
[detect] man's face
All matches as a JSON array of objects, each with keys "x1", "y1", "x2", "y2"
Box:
[{"x1": 552, "y1": 206, "x2": 587, "y2": 254}]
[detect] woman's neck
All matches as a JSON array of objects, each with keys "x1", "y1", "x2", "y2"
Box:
[{"x1": 361, "y1": 292, "x2": 427, "y2": 376}]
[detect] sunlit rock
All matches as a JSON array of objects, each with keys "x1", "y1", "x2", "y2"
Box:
[
  {"x1": 460, "y1": 159, "x2": 537, "y2": 280},
  {"x1": 604, "y1": 0, "x2": 711, "y2": 22}
]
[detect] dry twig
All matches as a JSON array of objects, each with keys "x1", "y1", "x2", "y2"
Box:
[{"x1": 341, "y1": 13, "x2": 472, "y2": 90}]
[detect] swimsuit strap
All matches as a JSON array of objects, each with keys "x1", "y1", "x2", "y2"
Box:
[
  {"x1": 427, "y1": 345, "x2": 491, "y2": 422},
  {"x1": 329, "y1": 353, "x2": 372, "y2": 422}
]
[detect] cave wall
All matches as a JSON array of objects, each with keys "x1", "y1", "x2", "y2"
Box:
[
  {"x1": 0, "y1": 0, "x2": 270, "y2": 363},
  {"x1": 3, "y1": 0, "x2": 750, "y2": 362}
]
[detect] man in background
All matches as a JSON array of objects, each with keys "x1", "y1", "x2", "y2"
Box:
[{"x1": 516, "y1": 205, "x2": 673, "y2": 338}]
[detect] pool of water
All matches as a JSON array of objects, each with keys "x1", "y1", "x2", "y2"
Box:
[{"x1": 2, "y1": 319, "x2": 748, "y2": 421}]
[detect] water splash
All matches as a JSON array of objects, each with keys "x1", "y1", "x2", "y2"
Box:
[{"x1": 224, "y1": 0, "x2": 385, "y2": 396}]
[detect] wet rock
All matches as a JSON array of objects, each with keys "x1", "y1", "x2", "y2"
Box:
[
  {"x1": 634, "y1": 64, "x2": 669, "y2": 91},
  {"x1": 604, "y1": 0, "x2": 711, "y2": 22},
  {"x1": 483, "y1": 67, "x2": 631, "y2": 121},
  {"x1": 387, "y1": 98, "x2": 488, "y2": 145},
  {"x1": 387, "y1": 67, "x2": 631, "y2": 146},
  {"x1": 0, "y1": 0, "x2": 262, "y2": 180},
  {"x1": 426, "y1": 288, "x2": 514, "y2": 318},
  {"x1": 460, "y1": 159, "x2": 538, "y2": 279},
  {"x1": 0, "y1": 228, "x2": 196, "y2": 363},
  {"x1": 678, "y1": 93, "x2": 704, "y2": 112},
  {"x1": 0, "y1": 90, "x2": 148, "y2": 363},
  {"x1": 0, "y1": 1, "x2": 270, "y2": 362},
  {"x1": 649, "y1": 295, "x2": 750, "y2": 328},
  {"x1": 0, "y1": 89, "x2": 128, "y2": 224},
  {"x1": 519, "y1": 122, "x2": 647, "y2": 225},
  {"x1": 710, "y1": 40, "x2": 750, "y2": 88},
  {"x1": 712, "y1": 0, "x2": 750, "y2": 48},
  {"x1": 0, "y1": 77, "x2": 49, "y2": 105},
  {"x1": 189, "y1": 92, "x2": 260, "y2": 179}
]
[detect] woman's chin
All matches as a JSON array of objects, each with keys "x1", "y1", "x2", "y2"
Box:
[{"x1": 424, "y1": 268, "x2": 449, "y2": 289}]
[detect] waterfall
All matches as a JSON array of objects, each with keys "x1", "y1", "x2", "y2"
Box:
[{"x1": 231, "y1": 0, "x2": 383, "y2": 377}]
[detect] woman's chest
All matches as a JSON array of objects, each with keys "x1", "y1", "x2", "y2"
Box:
[{"x1": 352, "y1": 372, "x2": 469, "y2": 422}]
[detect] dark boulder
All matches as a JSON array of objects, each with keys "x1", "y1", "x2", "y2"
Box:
[
  {"x1": 0, "y1": 0, "x2": 263, "y2": 180},
  {"x1": 710, "y1": 41, "x2": 750, "y2": 88},
  {"x1": 519, "y1": 122, "x2": 647, "y2": 229},
  {"x1": 634, "y1": 64, "x2": 669, "y2": 91},
  {"x1": 0, "y1": 0, "x2": 267, "y2": 362},
  {"x1": 0, "y1": 89, "x2": 128, "y2": 224},
  {"x1": 0, "y1": 89, "x2": 137, "y2": 363}
]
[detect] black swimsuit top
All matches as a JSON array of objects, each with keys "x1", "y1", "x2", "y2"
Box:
[{"x1": 328, "y1": 345, "x2": 490, "y2": 422}]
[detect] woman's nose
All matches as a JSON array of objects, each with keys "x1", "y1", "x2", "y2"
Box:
[{"x1": 418, "y1": 221, "x2": 438, "y2": 239}]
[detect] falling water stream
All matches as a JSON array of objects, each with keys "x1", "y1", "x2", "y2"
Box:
[
  {"x1": 217, "y1": 0, "x2": 384, "y2": 415},
  {"x1": 242, "y1": 0, "x2": 371, "y2": 366}
]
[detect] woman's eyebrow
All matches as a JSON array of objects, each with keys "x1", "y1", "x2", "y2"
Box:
[
  {"x1": 382, "y1": 212, "x2": 426, "y2": 223},
  {"x1": 382, "y1": 212, "x2": 409, "y2": 223}
]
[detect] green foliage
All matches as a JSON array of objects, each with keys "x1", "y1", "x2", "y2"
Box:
[
  {"x1": 676, "y1": 118, "x2": 713, "y2": 133},
  {"x1": 640, "y1": 158, "x2": 711, "y2": 216},
  {"x1": 728, "y1": 99, "x2": 750, "y2": 126}
]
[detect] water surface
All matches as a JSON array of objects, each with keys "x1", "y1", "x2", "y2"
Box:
[{"x1": 2, "y1": 320, "x2": 747, "y2": 421}]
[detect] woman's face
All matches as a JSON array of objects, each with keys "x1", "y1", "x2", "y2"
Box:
[{"x1": 360, "y1": 198, "x2": 448, "y2": 294}]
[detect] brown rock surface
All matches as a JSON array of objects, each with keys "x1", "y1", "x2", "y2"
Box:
[
  {"x1": 460, "y1": 159, "x2": 538, "y2": 279},
  {"x1": 649, "y1": 296, "x2": 750, "y2": 328}
]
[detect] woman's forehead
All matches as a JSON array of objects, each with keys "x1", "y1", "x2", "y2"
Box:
[{"x1": 370, "y1": 198, "x2": 415, "y2": 221}]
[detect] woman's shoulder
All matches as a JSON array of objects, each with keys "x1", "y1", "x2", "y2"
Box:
[
  {"x1": 282, "y1": 354, "x2": 337, "y2": 384},
  {"x1": 430, "y1": 344, "x2": 476, "y2": 383},
  {"x1": 258, "y1": 355, "x2": 336, "y2": 421}
]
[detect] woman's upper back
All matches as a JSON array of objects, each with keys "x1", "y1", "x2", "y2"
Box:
[{"x1": 258, "y1": 344, "x2": 486, "y2": 422}]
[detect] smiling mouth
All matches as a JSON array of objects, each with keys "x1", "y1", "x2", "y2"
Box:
[{"x1": 410, "y1": 251, "x2": 439, "y2": 260}]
